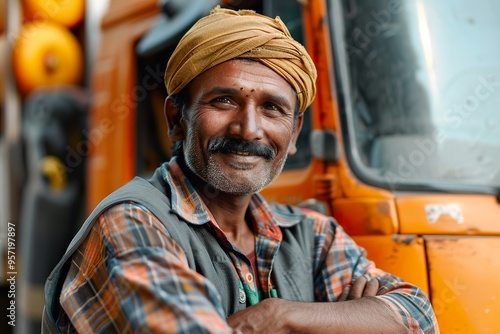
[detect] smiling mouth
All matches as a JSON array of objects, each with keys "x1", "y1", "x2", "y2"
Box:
[
  {"x1": 215, "y1": 150, "x2": 263, "y2": 170},
  {"x1": 226, "y1": 150, "x2": 255, "y2": 156}
]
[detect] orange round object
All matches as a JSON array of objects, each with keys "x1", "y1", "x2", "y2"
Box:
[
  {"x1": 12, "y1": 21, "x2": 83, "y2": 96},
  {"x1": 22, "y1": 0, "x2": 85, "y2": 28}
]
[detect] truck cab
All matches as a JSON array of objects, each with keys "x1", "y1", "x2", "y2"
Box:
[{"x1": 86, "y1": 0, "x2": 500, "y2": 332}]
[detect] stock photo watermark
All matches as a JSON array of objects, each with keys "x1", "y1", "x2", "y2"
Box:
[
  {"x1": 432, "y1": 278, "x2": 467, "y2": 316},
  {"x1": 384, "y1": 74, "x2": 500, "y2": 187},
  {"x1": 344, "y1": 0, "x2": 403, "y2": 60},
  {"x1": 5, "y1": 222, "x2": 17, "y2": 327},
  {"x1": 7, "y1": 0, "x2": 75, "y2": 47}
]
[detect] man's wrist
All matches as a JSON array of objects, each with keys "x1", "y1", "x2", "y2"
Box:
[{"x1": 283, "y1": 300, "x2": 337, "y2": 334}]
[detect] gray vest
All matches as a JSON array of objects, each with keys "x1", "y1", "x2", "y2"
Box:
[{"x1": 42, "y1": 167, "x2": 318, "y2": 333}]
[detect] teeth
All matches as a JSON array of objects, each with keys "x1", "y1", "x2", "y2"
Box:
[{"x1": 228, "y1": 150, "x2": 251, "y2": 156}]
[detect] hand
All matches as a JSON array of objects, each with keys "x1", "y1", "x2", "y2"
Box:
[
  {"x1": 228, "y1": 278, "x2": 406, "y2": 334},
  {"x1": 227, "y1": 298, "x2": 290, "y2": 333},
  {"x1": 227, "y1": 276, "x2": 384, "y2": 333},
  {"x1": 338, "y1": 274, "x2": 379, "y2": 301}
]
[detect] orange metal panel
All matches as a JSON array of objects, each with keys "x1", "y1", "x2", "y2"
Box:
[
  {"x1": 353, "y1": 235, "x2": 429, "y2": 295},
  {"x1": 336, "y1": 164, "x2": 395, "y2": 199},
  {"x1": 397, "y1": 194, "x2": 500, "y2": 235},
  {"x1": 87, "y1": 3, "x2": 160, "y2": 211},
  {"x1": 102, "y1": 0, "x2": 158, "y2": 29},
  {"x1": 306, "y1": 0, "x2": 395, "y2": 201},
  {"x1": 261, "y1": 162, "x2": 328, "y2": 207},
  {"x1": 333, "y1": 198, "x2": 398, "y2": 236},
  {"x1": 426, "y1": 237, "x2": 500, "y2": 333},
  {"x1": 303, "y1": 0, "x2": 337, "y2": 131}
]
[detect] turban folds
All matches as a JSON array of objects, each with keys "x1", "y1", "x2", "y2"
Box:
[{"x1": 165, "y1": 7, "x2": 317, "y2": 113}]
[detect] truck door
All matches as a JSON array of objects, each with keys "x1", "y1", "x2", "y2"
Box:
[{"x1": 328, "y1": 0, "x2": 500, "y2": 332}]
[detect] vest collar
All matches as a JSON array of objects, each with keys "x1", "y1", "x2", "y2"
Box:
[{"x1": 161, "y1": 157, "x2": 302, "y2": 242}]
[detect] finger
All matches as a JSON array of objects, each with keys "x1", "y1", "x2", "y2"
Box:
[
  {"x1": 338, "y1": 284, "x2": 351, "y2": 301},
  {"x1": 362, "y1": 276, "x2": 380, "y2": 297},
  {"x1": 347, "y1": 275, "x2": 369, "y2": 300}
]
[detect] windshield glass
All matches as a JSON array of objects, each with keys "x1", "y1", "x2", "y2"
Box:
[{"x1": 332, "y1": 0, "x2": 500, "y2": 192}]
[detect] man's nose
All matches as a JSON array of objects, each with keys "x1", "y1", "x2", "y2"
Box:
[{"x1": 228, "y1": 105, "x2": 264, "y2": 141}]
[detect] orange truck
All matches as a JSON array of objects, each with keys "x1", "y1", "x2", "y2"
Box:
[{"x1": 2, "y1": 0, "x2": 500, "y2": 333}]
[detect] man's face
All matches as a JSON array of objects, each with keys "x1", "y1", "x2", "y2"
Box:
[{"x1": 173, "y1": 59, "x2": 303, "y2": 195}]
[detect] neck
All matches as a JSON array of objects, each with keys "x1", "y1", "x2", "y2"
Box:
[{"x1": 178, "y1": 155, "x2": 255, "y2": 253}]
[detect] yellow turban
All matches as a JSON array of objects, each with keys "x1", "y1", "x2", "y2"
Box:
[{"x1": 165, "y1": 6, "x2": 317, "y2": 113}]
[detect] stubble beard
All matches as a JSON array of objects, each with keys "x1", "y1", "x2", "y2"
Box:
[
  {"x1": 203, "y1": 153, "x2": 286, "y2": 195},
  {"x1": 185, "y1": 143, "x2": 287, "y2": 196}
]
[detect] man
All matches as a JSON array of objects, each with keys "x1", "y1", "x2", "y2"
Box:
[{"x1": 43, "y1": 6, "x2": 438, "y2": 334}]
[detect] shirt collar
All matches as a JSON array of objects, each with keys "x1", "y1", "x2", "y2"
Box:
[{"x1": 161, "y1": 157, "x2": 212, "y2": 225}]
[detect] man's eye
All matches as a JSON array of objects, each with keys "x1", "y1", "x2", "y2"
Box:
[
  {"x1": 263, "y1": 103, "x2": 287, "y2": 116},
  {"x1": 264, "y1": 103, "x2": 279, "y2": 111},
  {"x1": 214, "y1": 97, "x2": 231, "y2": 104}
]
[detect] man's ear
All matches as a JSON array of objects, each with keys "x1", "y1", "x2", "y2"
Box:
[
  {"x1": 287, "y1": 113, "x2": 304, "y2": 156},
  {"x1": 164, "y1": 96, "x2": 186, "y2": 142}
]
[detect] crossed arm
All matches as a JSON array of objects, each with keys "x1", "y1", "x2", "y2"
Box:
[
  {"x1": 59, "y1": 203, "x2": 438, "y2": 333},
  {"x1": 227, "y1": 275, "x2": 408, "y2": 333}
]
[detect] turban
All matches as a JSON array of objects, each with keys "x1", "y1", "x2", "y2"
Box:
[{"x1": 165, "y1": 6, "x2": 317, "y2": 113}]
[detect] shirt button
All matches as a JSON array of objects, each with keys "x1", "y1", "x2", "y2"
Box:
[
  {"x1": 239, "y1": 288, "x2": 246, "y2": 304},
  {"x1": 246, "y1": 273, "x2": 253, "y2": 283}
]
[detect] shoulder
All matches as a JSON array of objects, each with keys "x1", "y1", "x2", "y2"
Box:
[
  {"x1": 270, "y1": 203, "x2": 339, "y2": 235},
  {"x1": 94, "y1": 202, "x2": 176, "y2": 256},
  {"x1": 68, "y1": 201, "x2": 187, "y2": 282}
]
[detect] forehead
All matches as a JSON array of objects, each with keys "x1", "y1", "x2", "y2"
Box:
[{"x1": 189, "y1": 59, "x2": 296, "y2": 98}]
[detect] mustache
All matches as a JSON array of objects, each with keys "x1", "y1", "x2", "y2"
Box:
[{"x1": 207, "y1": 137, "x2": 275, "y2": 160}]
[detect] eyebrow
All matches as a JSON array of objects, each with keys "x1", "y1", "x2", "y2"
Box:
[{"x1": 204, "y1": 86, "x2": 239, "y2": 96}]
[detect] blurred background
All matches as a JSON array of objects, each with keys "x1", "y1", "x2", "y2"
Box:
[{"x1": 0, "y1": 0, "x2": 109, "y2": 332}]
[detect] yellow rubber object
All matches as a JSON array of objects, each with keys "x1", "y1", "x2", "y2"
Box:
[
  {"x1": 41, "y1": 156, "x2": 67, "y2": 191},
  {"x1": 12, "y1": 21, "x2": 83, "y2": 96},
  {"x1": 22, "y1": 0, "x2": 85, "y2": 28}
]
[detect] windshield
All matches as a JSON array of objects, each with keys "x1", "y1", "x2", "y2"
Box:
[{"x1": 331, "y1": 0, "x2": 500, "y2": 192}]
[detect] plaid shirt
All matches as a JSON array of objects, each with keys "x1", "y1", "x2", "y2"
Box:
[{"x1": 58, "y1": 157, "x2": 439, "y2": 333}]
